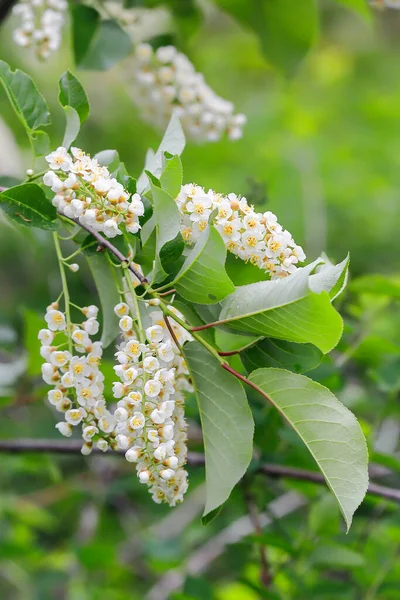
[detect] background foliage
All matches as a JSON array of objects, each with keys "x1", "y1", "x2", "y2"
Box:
[{"x1": 1, "y1": 1, "x2": 400, "y2": 599}]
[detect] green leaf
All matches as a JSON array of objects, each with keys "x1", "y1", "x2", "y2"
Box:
[
  {"x1": 248, "y1": 368, "x2": 369, "y2": 530},
  {"x1": 0, "y1": 60, "x2": 51, "y2": 156},
  {"x1": 183, "y1": 341, "x2": 254, "y2": 516},
  {"x1": 137, "y1": 112, "x2": 185, "y2": 193},
  {"x1": 87, "y1": 254, "x2": 121, "y2": 347},
  {"x1": 160, "y1": 154, "x2": 183, "y2": 198},
  {"x1": 78, "y1": 20, "x2": 133, "y2": 71},
  {"x1": 242, "y1": 338, "x2": 323, "y2": 374},
  {"x1": 59, "y1": 71, "x2": 90, "y2": 123},
  {"x1": 150, "y1": 181, "x2": 183, "y2": 282},
  {"x1": 94, "y1": 149, "x2": 120, "y2": 171},
  {"x1": 225, "y1": 251, "x2": 269, "y2": 285},
  {"x1": 309, "y1": 543, "x2": 365, "y2": 568},
  {"x1": 309, "y1": 254, "x2": 349, "y2": 300},
  {"x1": 173, "y1": 225, "x2": 234, "y2": 304},
  {"x1": 219, "y1": 262, "x2": 343, "y2": 354},
  {"x1": 71, "y1": 4, "x2": 101, "y2": 66},
  {"x1": 215, "y1": 0, "x2": 318, "y2": 76},
  {"x1": 0, "y1": 60, "x2": 51, "y2": 130},
  {"x1": 0, "y1": 183, "x2": 58, "y2": 230},
  {"x1": 61, "y1": 106, "x2": 80, "y2": 150}
]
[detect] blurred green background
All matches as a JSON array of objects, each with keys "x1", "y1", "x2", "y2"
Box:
[{"x1": 1, "y1": 1, "x2": 400, "y2": 599}]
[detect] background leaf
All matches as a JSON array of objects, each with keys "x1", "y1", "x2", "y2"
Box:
[
  {"x1": 248, "y1": 368, "x2": 369, "y2": 530},
  {"x1": 59, "y1": 71, "x2": 90, "y2": 123},
  {"x1": 183, "y1": 341, "x2": 254, "y2": 516},
  {"x1": 71, "y1": 4, "x2": 100, "y2": 66},
  {"x1": 78, "y1": 20, "x2": 133, "y2": 71},
  {"x1": 61, "y1": 106, "x2": 80, "y2": 150}
]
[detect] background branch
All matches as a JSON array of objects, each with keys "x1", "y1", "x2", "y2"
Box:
[{"x1": 0, "y1": 438, "x2": 398, "y2": 502}]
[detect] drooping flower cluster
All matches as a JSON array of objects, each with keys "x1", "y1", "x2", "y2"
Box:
[
  {"x1": 130, "y1": 43, "x2": 246, "y2": 143},
  {"x1": 176, "y1": 184, "x2": 306, "y2": 279},
  {"x1": 43, "y1": 147, "x2": 145, "y2": 238},
  {"x1": 112, "y1": 302, "x2": 191, "y2": 506},
  {"x1": 12, "y1": 0, "x2": 67, "y2": 59},
  {"x1": 40, "y1": 302, "x2": 115, "y2": 455}
]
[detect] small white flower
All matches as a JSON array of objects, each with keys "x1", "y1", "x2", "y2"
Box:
[
  {"x1": 116, "y1": 434, "x2": 131, "y2": 450},
  {"x1": 55, "y1": 421, "x2": 72, "y2": 437},
  {"x1": 112, "y1": 382, "x2": 125, "y2": 398},
  {"x1": 82, "y1": 425, "x2": 98, "y2": 441},
  {"x1": 103, "y1": 219, "x2": 121, "y2": 238},
  {"x1": 114, "y1": 302, "x2": 129, "y2": 317},
  {"x1": 119, "y1": 315, "x2": 133, "y2": 332},
  {"x1": 115, "y1": 407, "x2": 129, "y2": 422},
  {"x1": 81, "y1": 442, "x2": 93, "y2": 456},
  {"x1": 48, "y1": 388, "x2": 63, "y2": 405},
  {"x1": 71, "y1": 329, "x2": 90, "y2": 347},
  {"x1": 82, "y1": 318, "x2": 99, "y2": 335},
  {"x1": 49, "y1": 350, "x2": 70, "y2": 367},
  {"x1": 160, "y1": 468, "x2": 175, "y2": 481},
  {"x1": 45, "y1": 147, "x2": 72, "y2": 172},
  {"x1": 143, "y1": 356, "x2": 160, "y2": 373},
  {"x1": 65, "y1": 407, "x2": 86, "y2": 425},
  {"x1": 145, "y1": 325, "x2": 164, "y2": 344},
  {"x1": 97, "y1": 439, "x2": 109, "y2": 452},
  {"x1": 157, "y1": 341, "x2": 175, "y2": 363},
  {"x1": 98, "y1": 415, "x2": 115, "y2": 433},
  {"x1": 69, "y1": 263, "x2": 80, "y2": 273},
  {"x1": 125, "y1": 446, "x2": 141, "y2": 462},
  {"x1": 45, "y1": 309, "x2": 66, "y2": 331},
  {"x1": 144, "y1": 379, "x2": 162, "y2": 398},
  {"x1": 138, "y1": 470, "x2": 150, "y2": 484},
  {"x1": 82, "y1": 305, "x2": 99, "y2": 319},
  {"x1": 38, "y1": 328, "x2": 54, "y2": 345},
  {"x1": 130, "y1": 411, "x2": 145, "y2": 430}
]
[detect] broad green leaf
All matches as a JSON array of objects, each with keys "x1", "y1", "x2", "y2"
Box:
[
  {"x1": 0, "y1": 60, "x2": 51, "y2": 130},
  {"x1": 309, "y1": 254, "x2": 349, "y2": 300},
  {"x1": 350, "y1": 275, "x2": 400, "y2": 298},
  {"x1": 0, "y1": 183, "x2": 58, "y2": 230},
  {"x1": 137, "y1": 112, "x2": 185, "y2": 193},
  {"x1": 79, "y1": 20, "x2": 133, "y2": 71},
  {"x1": 59, "y1": 71, "x2": 90, "y2": 123},
  {"x1": 173, "y1": 226, "x2": 234, "y2": 304},
  {"x1": 150, "y1": 181, "x2": 183, "y2": 282},
  {"x1": 309, "y1": 543, "x2": 365, "y2": 568},
  {"x1": 71, "y1": 4, "x2": 101, "y2": 66},
  {"x1": 248, "y1": 368, "x2": 369, "y2": 530},
  {"x1": 225, "y1": 251, "x2": 269, "y2": 285},
  {"x1": 0, "y1": 60, "x2": 51, "y2": 156},
  {"x1": 219, "y1": 262, "x2": 343, "y2": 353},
  {"x1": 242, "y1": 338, "x2": 323, "y2": 374},
  {"x1": 61, "y1": 106, "x2": 80, "y2": 150},
  {"x1": 87, "y1": 254, "x2": 121, "y2": 347},
  {"x1": 160, "y1": 154, "x2": 183, "y2": 198},
  {"x1": 183, "y1": 341, "x2": 254, "y2": 516},
  {"x1": 215, "y1": 0, "x2": 318, "y2": 76}
]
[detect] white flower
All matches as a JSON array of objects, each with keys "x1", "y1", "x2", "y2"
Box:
[
  {"x1": 81, "y1": 442, "x2": 92, "y2": 456},
  {"x1": 119, "y1": 315, "x2": 133, "y2": 332},
  {"x1": 45, "y1": 147, "x2": 72, "y2": 171},
  {"x1": 55, "y1": 421, "x2": 72, "y2": 437},
  {"x1": 38, "y1": 328, "x2": 54, "y2": 345},
  {"x1": 138, "y1": 470, "x2": 150, "y2": 484},
  {"x1": 98, "y1": 415, "x2": 115, "y2": 433},
  {"x1": 143, "y1": 356, "x2": 160, "y2": 373},
  {"x1": 103, "y1": 219, "x2": 121, "y2": 238},
  {"x1": 65, "y1": 407, "x2": 86, "y2": 425},
  {"x1": 69, "y1": 356, "x2": 90, "y2": 379},
  {"x1": 71, "y1": 329, "x2": 90, "y2": 347},
  {"x1": 115, "y1": 407, "x2": 129, "y2": 422},
  {"x1": 112, "y1": 382, "x2": 125, "y2": 398},
  {"x1": 45, "y1": 309, "x2": 66, "y2": 331},
  {"x1": 114, "y1": 302, "x2": 129, "y2": 317},
  {"x1": 157, "y1": 341, "x2": 175, "y2": 363},
  {"x1": 82, "y1": 425, "x2": 98, "y2": 441},
  {"x1": 49, "y1": 350, "x2": 70, "y2": 367},
  {"x1": 82, "y1": 318, "x2": 99, "y2": 335},
  {"x1": 125, "y1": 339, "x2": 143, "y2": 360},
  {"x1": 166, "y1": 456, "x2": 179, "y2": 469},
  {"x1": 146, "y1": 325, "x2": 164, "y2": 344},
  {"x1": 125, "y1": 446, "x2": 141, "y2": 462},
  {"x1": 128, "y1": 194, "x2": 145, "y2": 216},
  {"x1": 48, "y1": 388, "x2": 63, "y2": 405},
  {"x1": 116, "y1": 434, "x2": 131, "y2": 450},
  {"x1": 130, "y1": 412, "x2": 145, "y2": 430},
  {"x1": 97, "y1": 439, "x2": 109, "y2": 452},
  {"x1": 69, "y1": 263, "x2": 79, "y2": 273},
  {"x1": 144, "y1": 380, "x2": 162, "y2": 398},
  {"x1": 82, "y1": 305, "x2": 99, "y2": 319}
]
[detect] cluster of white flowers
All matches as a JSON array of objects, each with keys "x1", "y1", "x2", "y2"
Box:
[
  {"x1": 43, "y1": 147, "x2": 145, "y2": 238},
  {"x1": 112, "y1": 301, "x2": 191, "y2": 506},
  {"x1": 131, "y1": 43, "x2": 246, "y2": 143},
  {"x1": 12, "y1": 0, "x2": 67, "y2": 59},
  {"x1": 40, "y1": 302, "x2": 115, "y2": 455},
  {"x1": 176, "y1": 184, "x2": 306, "y2": 279}
]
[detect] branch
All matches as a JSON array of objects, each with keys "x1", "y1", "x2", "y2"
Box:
[
  {"x1": 57, "y1": 212, "x2": 148, "y2": 285},
  {"x1": 0, "y1": 438, "x2": 399, "y2": 502}
]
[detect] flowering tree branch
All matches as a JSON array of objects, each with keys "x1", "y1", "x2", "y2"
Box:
[{"x1": 0, "y1": 438, "x2": 398, "y2": 503}]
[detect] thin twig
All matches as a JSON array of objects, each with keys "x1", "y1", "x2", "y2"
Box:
[
  {"x1": 158, "y1": 289, "x2": 176, "y2": 297},
  {"x1": 57, "y1": 211, "x2": 148, "y2": 285},
  {"x1": 164, "y1": 315, "x2": 182, "y2": 353},
  {"x1": 0, "y1": 439, "x2": 399, "y2": 502}
]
